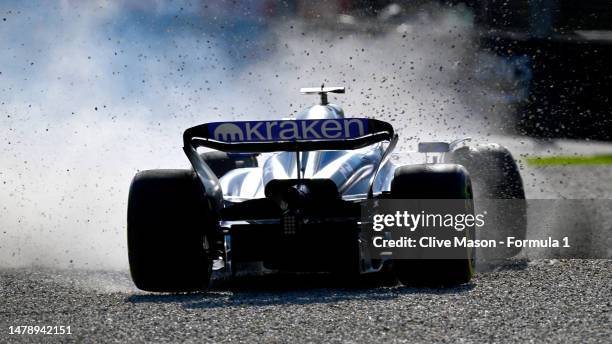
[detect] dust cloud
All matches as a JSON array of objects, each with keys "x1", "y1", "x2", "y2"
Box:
[{"x1": 0, "y1": 1, "x2": 516, "y2": 269}]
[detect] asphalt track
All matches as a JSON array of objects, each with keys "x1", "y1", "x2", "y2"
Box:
[
  {"x1": 1, "y1": 138, "x2": 612, "y2": 343},
  {"x1": 0, "y1": 260, "x2": 610, "y2": 343}
]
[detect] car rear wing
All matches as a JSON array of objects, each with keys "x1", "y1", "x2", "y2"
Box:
[
  {"x1": 183, "y1": 118, "x2": 394, "y2": 153},
  {"x1": 182, "y1": 118, "x2": 396, "y2": 206}
]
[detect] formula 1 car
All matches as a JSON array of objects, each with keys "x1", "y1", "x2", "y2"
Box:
[{"x1": 127, "y1": 86, "x2": 526, "y2": 292}]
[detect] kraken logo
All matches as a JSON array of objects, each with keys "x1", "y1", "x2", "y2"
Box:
[
  {"x1": 213, "y1": 123, "x2": 244, "y2": 141},
  {"x1": 210, "y1": 118, "x2": 367, "y2": 142}
]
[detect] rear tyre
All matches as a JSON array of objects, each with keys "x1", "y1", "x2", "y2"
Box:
[
  {"x1": 445, "y1": 144, "x2": 524, "y2": 200},
  {"x1": 390, "y1": 164, "x2": 474, "y2": 287},
  {"x1": 128, "y1": 169, "x2": 214, "y2": 292},
  {"x1": 445, "y1": 144, "x2": 527, "y2": 259}
]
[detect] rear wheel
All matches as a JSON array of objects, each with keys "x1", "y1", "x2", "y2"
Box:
[
  {"x1": 390, "y1": 164, "x2": 474, "y2": 287},
  {"x1": 128, "y1": 169, "x2": 214, "y2": 292},
  {"x1": 445, "y1": 144, "x2": 527, "y2": 259}
]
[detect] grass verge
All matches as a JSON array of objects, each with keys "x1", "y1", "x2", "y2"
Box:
[{"x1": 526, "y1": 154, "x2": 612, "y2": 166}]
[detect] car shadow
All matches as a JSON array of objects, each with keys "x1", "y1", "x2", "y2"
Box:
[
  {"x1": 125, "y1": 271, "x2": 476, "y2": 309},
  {"x1": 476, "y1": 257, "x2": 529, "y2": 272}
]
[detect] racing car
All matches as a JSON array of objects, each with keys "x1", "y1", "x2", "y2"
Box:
[{"x1": 127, "y1": 86, "x2": 526, "y2": 292}]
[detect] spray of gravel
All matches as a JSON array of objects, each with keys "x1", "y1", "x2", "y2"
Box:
[{"x1": 0, "y1": 1, "x2": 520, "y2": 271}]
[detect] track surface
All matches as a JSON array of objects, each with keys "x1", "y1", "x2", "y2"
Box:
[
  {"x1": 0, "y1": 259, "x2": 611, "y2": 343},
  {"x1": 1, "y1": 139, "x2": 612, "y2": 343}
]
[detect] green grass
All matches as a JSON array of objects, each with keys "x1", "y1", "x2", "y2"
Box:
[{"x1": 526, "y1": 154, "x2": 612, "y2": 166}]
